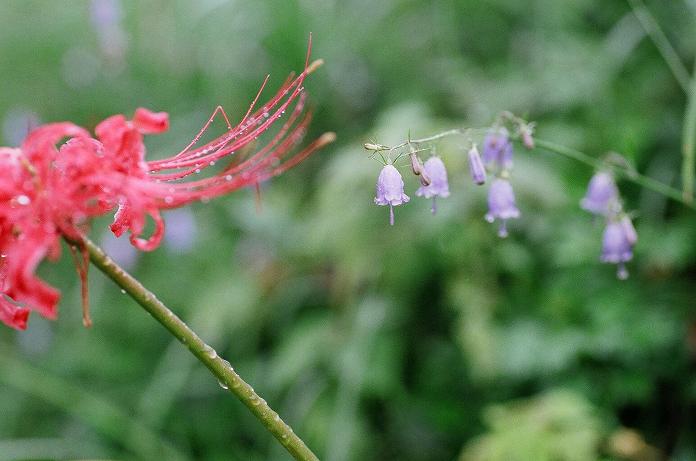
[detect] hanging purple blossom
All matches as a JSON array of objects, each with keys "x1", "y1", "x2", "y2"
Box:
[
  {"x1": 580, "y1": 171, "x2": 618, "y2": 215},
  {"x1": 485, "y1": 178, "x2": 520, "y2": 237},
  {"x1": 468, "y1": 145, "x2": 486, "y2": 185},
  {"x1": 482, "y1": 128, "x2": 513, "y2": 171},
  {"x1": 600, "y1": 217, "x2": 636, "y2": 279},
  {"x1": 374, "y1": 164, "x2": 410, "y2": 225},
  {"x1": 416, "y1": 157, "x2": 450, "y2": 214}
]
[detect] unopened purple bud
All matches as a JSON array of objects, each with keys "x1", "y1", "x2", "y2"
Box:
[
  {"x1": 520, "y1": 125, "x2": 534, "y2": 149},
  {"x1": 419, "y1": 171, "x2": 431, "y2": 187},
  {"x1": 580, "y1": 171, "x2": 618, "y2": 215},
  {"x1": 374, "y1": 164, "x2": 410, "y2": 225},
  {"x1": 416, "y1": 157, "x2": 450, "y2": 214},
  {"x1": 482, "y1": 128, "x2": 513, "y2": 170},
  {"x1": 468, "y1": 145, "x2": 486, "y2": 185},
  {"x1": 485, "y1": 178, "x2": 520, "y2": 237},
  {"x1": 601, "y1": 218, "x2": 635, "y2": 280},
  {"x1": 409, "y1": 153, "x2": 423, "y2": 176}
]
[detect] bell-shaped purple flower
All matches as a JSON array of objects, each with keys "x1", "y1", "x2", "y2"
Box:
[
  {"x1": 485, "y1": 178, "x2": 520, "y2": 237},
  {"x1": 581, "y1": 171, "x2": 618, "y2": 215},
  {"x1": 601, "y1": 217, "x2": 636, "y2": 280},
  {"x1": 468, "y1": 145, "x2": 486, "y2": 185},
  {"x1": 482, "y1": 128, "x2": 513, "y2": 171},
  {"x1": 416, "y1": 157, "x2": 450, "y2": 214},
  {"x1": 374, "y1": 164, "x2": 410, "y2": 225}
]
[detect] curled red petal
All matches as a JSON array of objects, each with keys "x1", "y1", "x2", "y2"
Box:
[
  {"x1": 129, "y1": 209, "x2": 165, "y2": 252},
  {"x1": 133, "y1": 108, "x2": 169, "y2": 134},
  {"x1": 0, "y1": 296, "x2": 30, "y2": 330}
]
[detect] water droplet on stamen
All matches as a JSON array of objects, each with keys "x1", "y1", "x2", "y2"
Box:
[{"x1": 16, "y1": 195, "x2": 30, "y2": 206}]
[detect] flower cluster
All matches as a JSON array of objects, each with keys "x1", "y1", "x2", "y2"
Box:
[
  {"x1": 0, "y1": 55, "x2": 334, "y2": 330},
  {"x1": 366, "y1": 113, "x2": 642, "y2": 280},
  {"x1": 581, "y1": 171, "x2": 637, "y2": 279},
  {"x1": 369, "y1": 119, "x2": 531, "y2": 237}
]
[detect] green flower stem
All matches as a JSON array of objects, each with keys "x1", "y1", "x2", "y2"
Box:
[
  {"x1": 66, "y1": 235, "x2": 320, "y2": 461},
  {"x1": 626, "y1": 0, "x2": 690, "y2": 94},
  {"x1": 681, "y1": 61, "x2": 696, "y2": 203},
  {"x1": 534, "y1": 138, "x2": 695, "y2": 210}
]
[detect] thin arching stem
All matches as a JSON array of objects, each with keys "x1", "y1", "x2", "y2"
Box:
[
  {"x1": 63, "y1": 235, "x2": 320, "y2": 461},
  {"x1": 372, "y1": 128, "x2": 695, "y2": 210},
  {"x1": 533, "y1": 138, "x2": 695, "y2": 210}
]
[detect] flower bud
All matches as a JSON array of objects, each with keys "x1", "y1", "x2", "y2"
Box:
[
  {"x1": 520, "y1": 124, "x2": 534, "y2": 149},
  {"x1": 409, "y1": 152, "x2": 423, "y2": 175},
  {"x1": 468, "y1": 144, "x2": 486, "y2": 185}
]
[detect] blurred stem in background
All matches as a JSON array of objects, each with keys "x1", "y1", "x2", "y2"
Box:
[
  {"x1": 682, "y1": 61, "x2": 696, "y2": 204},
  {"x1": 65, "y1": 235, "x2": 320, "y2": 461},
  {"x1": 626, "y1": 0, "x2": 690, "y2": 93},
  {"x1": 0, "y1": 353, "x2": 186, "y2": 460},
  {"x1": 626, "y1": 0, "x2": 696, "y2": 203}
]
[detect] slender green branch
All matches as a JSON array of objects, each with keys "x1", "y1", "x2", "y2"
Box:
[
  {"x1": 534, "y1": 138, "x2": 695, "y2": 209},
  {"x1": 64, "y1": 235, "x2": 320, "y2": 461},
  {"x1": 681, "y1": 60, "x2": 696, "y2": 203},
  {"x1": 626, "y1": 0, "x2": 690, "y2": 93}
]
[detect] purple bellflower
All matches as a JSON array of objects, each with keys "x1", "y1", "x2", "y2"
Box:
[
  {"x1": 468, "y1": 144, "x2": 486, "y2": 185},
  {"x1": 416, "y1": 157, "x2": 450, "y2": 214},
  {"x1": 581, "y1": 171, "x2": 618, "y2": 215},
  {"x1": 601, "y1": 216, "x2": 637, "y2": 280},
  {"x1": 485, "y1": 178, "x2": 520, "y2": 238},
  {"x1": 482, "y1": 128, "x2": 513, "y2": 171},
  {"x1": 375, "y1": 164, "x2": 410, "y2": 225}
]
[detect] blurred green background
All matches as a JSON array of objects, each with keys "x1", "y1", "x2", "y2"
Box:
[{"x1": 1, "y1": 0, "x2": 695, "y2": 460}]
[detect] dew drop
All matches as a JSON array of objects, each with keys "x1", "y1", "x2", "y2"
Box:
[
  {"x1": 120, "y1": 289, "x2": 126, "y2": 294},
  {"x1": 225, "y1": 174, "x2": 233, "y2": 181},
  {"x1": 218, "y1": 380, "x2": 229, "y2": 390},
  {"x1": 16, "y1": 195, "x2": 30, "y2": 206},
  {"x1": 209, "y1": 161, "x2": 216, "y2": 166},
  {"x1": 202, "y1": 344, "x2": 218, "y2": 359}
]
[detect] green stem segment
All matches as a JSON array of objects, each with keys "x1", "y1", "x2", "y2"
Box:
[
  {"x1": 68, "y1": 235, "x2": 320, "y2": 461},
  {"x1": 626, "y1": 0, "x2": 691, "y2": 94},
  {"x1": 681, "y1": 62, "x2": 696, "y2": 204},
  {"x1": 534, "y1": 138, "x2": 695, "y2": 210}
]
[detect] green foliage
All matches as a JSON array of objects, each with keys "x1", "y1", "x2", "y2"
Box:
[{"x1": 460, "y1": 390, "x2": 604, "y2": 461}]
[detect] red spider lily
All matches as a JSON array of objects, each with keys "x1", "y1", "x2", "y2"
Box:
[{"x1": 0, "y1": 44, "x2": 334, "y2": 330}]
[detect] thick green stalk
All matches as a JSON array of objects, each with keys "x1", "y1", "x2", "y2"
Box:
[
  {"x1": 681, "y1": 62, "x2": 696, "y2": 203},
  {"x1": 534, "y1": 138, "x2": 695, "y2": 209},
  {"x1": 68, "y1": 235, "x2": 320, "y2": 461}
]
